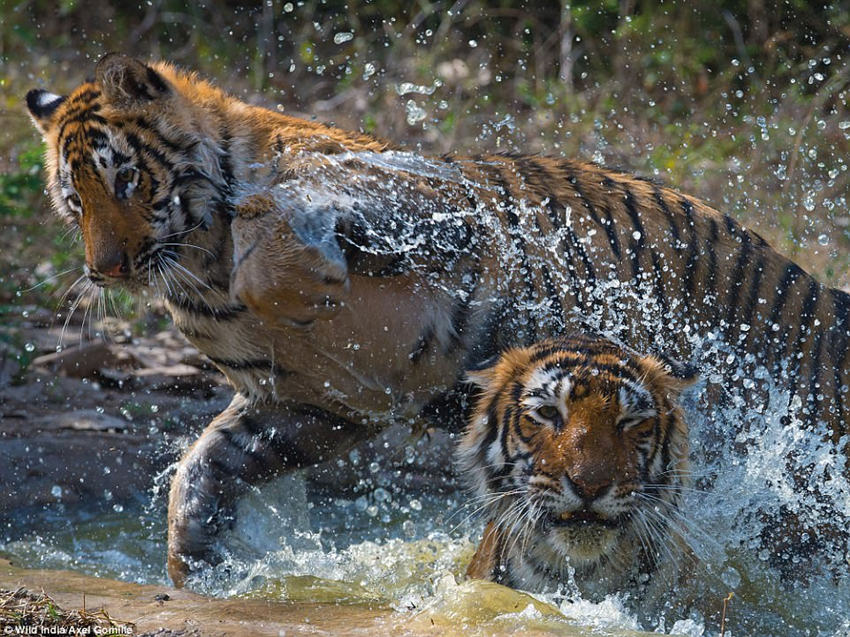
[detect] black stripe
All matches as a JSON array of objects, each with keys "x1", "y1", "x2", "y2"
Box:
[
  {"x1": 219, "y1": 121, "x2": 236, "y2": 196},
  {"x1": 206, "y1": 355, "x2": 281, "y2": 373},
  {"x1": 620, "y1": 182, "x2": 647, "y2": 283},
  {"x1": 646, "y1": 410, "x2": 668, "y2": 476},
  {"x1": 528, "y1": 341, "x2": 619, "y2": 365},
  {"x1": 830, "y1": 290, "x2": 850, "y2": 435},
  {"x1": 786, "y1": 281, "x2": 819, "y2": 405},
  {"x1": 767, "y1": 263, "x2": 804, "y2": 363},
  {"x1": 125, "y1": 132, "x2": 176, "y2": 172},
  {"x1": 808, "y1": 327, "x2": 825, "y2": 425},
  {"x1": 219, "y1": 427, "x2": 274, "y2": 473},
  {"x1": 69, "y1": 89, "x2": 101, "y2": 104},
  {"x1": 167, "y1": 295, "x2": 246, "y2": 320},
  {"x1": 725, "y1": 220, "x2": 753, "y2": 328},
  {"x1": 741, "y1": 262, "x2": 766, "y2": 343},
  {"x1": 566, "y1": 169, "x2": 622, "y2": 260},
  {"x1": 57, "y1": 111, "x2": 109, "y2": 151},
  {"x1": 598, "y1": 176, "x2": 624, "y2": 260},
  {"x1": 131, "y1": 116, "x2": 192, "y2": 155},
  {"x1": 539, "y1": 263, "x2": 566, "y2": 329},
  {"x1": 680, "y1": 198, "x2": 700, "y2": 304},
  {"x1": 524, "y1": 196, "x2": 576, "y2": 318},
  {"x1": 652, "y1": 187, "x2": 682, "y2": 249},
  {"x1": 490, "y1": 164, "x2": 538, "y2": 341},
  {"x1": 522, "y1": 164, "x2": 605, "y2": 290},
  {"x1": 444, "y1": 265, "x2": 481, "y2": 354},
  {"x1": 478, "y1": 399, "x2": 502, "y2": 477},
  {"x1": 703, "y1": 217, "x2": 720, "y2": 314}
]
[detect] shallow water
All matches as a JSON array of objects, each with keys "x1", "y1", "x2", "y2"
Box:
[{"x1": 3, "y1": 436, "x2": 848, "y2": 637}]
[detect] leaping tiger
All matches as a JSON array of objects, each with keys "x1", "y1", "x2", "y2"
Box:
[{"x1": 25, "y1": 54, "x2": 850, "y2": 586}]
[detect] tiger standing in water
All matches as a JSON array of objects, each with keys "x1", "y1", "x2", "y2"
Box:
[{"x1": 26, "y1": 54, "x2": 849, "y2": 585}]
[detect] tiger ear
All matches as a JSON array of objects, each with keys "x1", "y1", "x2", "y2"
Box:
[
  {"x1": 465, "y1": 366, "x2": 497, "y2": 389},
  {"x1": 95, "y1": 53, "x2": 171, "y2": 108},
  {"x1": 640, "y1": 353, "x2": 699, "y2": 399},
  {"x1": 26, "y1": 89, "x2": 67, "y2": 134}
]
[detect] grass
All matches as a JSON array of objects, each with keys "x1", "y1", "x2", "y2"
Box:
[{"x1": 0, "y1": 587, "x2": 133, "y2": 634}]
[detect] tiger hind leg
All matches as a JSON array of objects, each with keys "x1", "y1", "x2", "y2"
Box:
[{"x1": 166, "y1": 393, "x2": 367, "y2": 586}]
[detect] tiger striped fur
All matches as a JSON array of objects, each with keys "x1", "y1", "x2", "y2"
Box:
[
  {"x1": 459, "y1": 334, "x2": 697, "y2": 598},
  {"x1": 26, "y1": 54, "x2": 849, "y2": 586}
]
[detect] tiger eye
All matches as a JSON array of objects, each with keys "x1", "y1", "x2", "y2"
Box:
[
  {"x1": 536, "y1": 405, "x2": 560, "y2": 421},
  {"x1": 116, "y1": 166, "x2": 136, "y2": 182}
]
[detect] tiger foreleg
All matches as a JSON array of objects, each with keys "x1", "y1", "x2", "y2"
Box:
[
  {"x1": 166, "y1": 393, "x2": 368, "y2": 586},
  {"x1": 229, "y1": 193, "x2": 349, "y2": 328}
]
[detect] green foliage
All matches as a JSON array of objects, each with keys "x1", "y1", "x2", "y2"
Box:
[{"x1": 0, "y1": 141, "x2": 44, "y2": 218}]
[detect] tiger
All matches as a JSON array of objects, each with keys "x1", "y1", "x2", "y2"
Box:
[
  {"x1": 25, "y1": 54, "x2": 850, "y2": 587},
  {"x1": 458, "y1": 334, "x2": 697, "y2": 600}
]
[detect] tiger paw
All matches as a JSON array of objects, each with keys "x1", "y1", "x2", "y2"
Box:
[{"x1": 230, "y1": 193, "x2": 349, "y2": 328}]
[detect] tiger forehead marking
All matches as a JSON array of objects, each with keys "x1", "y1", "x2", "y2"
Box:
[{"x1": 460, "y1": 334, "x2": 696, "y2": 597}]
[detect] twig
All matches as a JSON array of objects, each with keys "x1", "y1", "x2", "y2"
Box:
[{"x1": 720, "y1": 591, "x2": 734, "y2": 637}]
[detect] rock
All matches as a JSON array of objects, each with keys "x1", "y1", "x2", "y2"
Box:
[{"x1": 32, "y1": 341, "x2": 118, "y2": 378}]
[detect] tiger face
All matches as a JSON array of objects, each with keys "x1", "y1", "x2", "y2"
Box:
[
  {"x1": 25, "y1": 54, "x2": 223, "y2": 291},
  {"x1": 459, "y1": 334, "x2": 697, "y2": 595}
]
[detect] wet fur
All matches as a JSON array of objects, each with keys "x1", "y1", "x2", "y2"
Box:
[{"x1": 459, "y1": 335, "x2": 695, "y2": 598}]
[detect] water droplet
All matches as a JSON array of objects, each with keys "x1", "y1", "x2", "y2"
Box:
[
  {"x1": 403, "y1": 520, "x2": 416, "y2": 538},
  {"x1": 468, "y1": 39, "x2": 478, "y2": 48},
  {"x1": 369, "y1": 461, "x2": 380, "y2": 474},
  {"x1": 24, "y1": 343, "x2": 35, "y2": 353},
  {"x1": 51, "y1": 485, "x2": 62, "y2": 499},
  {"x1": 373, "y1": 487, "x2": 390, "y2": 502},
  {"x1": 818, "y1": 233, "x2": 829, "y2": 245},
  {"x1": 113, "y1": 503, "x2": 124, "y2": 513},
  {"x1": 632, "y1": 231, "x2": 641, "y2": 241},
  {"x1": 283, "y1": 1, "x2": 294, "y2": 11},
  {"x1": 409, "y1": 498, "x2": 422, "y2": 511},
  {"x1": 405, "y1": 100, "x2": 426, "y2": 125},
  {"x1": 333, "y1": 32, "x2": 353, "y2": 44}
]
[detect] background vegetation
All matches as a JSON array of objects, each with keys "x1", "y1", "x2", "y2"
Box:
[{"x1": 2, "y1": 0, "x2": 850, "y2": 315}]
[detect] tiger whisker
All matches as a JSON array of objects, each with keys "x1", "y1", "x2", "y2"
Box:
[
  {"x1": 158, "y1": 218, "x2": 206, "y2": 241},
  {"x1": 159, "y1": 241, "x2": 215, "y2": 258},
  {"x1": 447, "y1": 488, "x2": 526, "y2": 531},
  {"x1": 19, "y1": 266, "x2": 81, "y2": 293},
  {"x1": 58, "y1": 277, "x2": 93, "y2": 349}
]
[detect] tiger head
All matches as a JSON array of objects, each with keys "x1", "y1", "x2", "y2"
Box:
[
  {"x1": 26, "y1": 54, "x2": 226, "y2": 291},
  {"x1": 459, "y1": 334, "x2": 697, "y2": 594}
]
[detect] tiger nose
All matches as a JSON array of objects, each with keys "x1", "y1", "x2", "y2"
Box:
[
  {"x1": 566, "y1": 472, "x2": 612, "y2": 501},
  {"x1": 93, "y1": 252, "x2": 130, "y2": 278}
]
